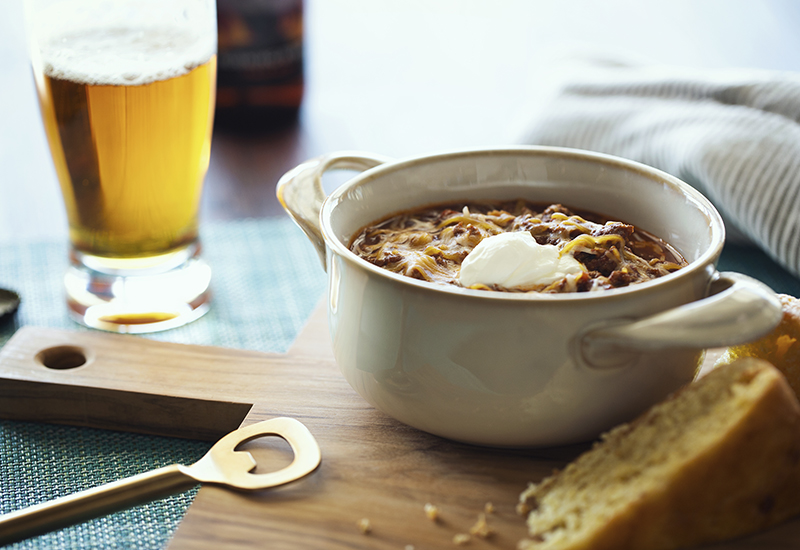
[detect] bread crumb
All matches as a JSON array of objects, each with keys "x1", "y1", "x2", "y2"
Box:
[
  {"x1": 357, "y1": 518, "x2": 372, "y2": 534},
  {"x1": 517, "y1": 482, "x2": 536, "y2": 516},
  {"x1": 776, "y1": 334, "x2": 796, "y2": 359},
  {"x1": 469, "y1": 512, "x2": 493, "y2": 539},
  {"x1": 424, "y1": 503, "x2": 440, "y2": 521},
  {"x1": 484, "y1": 502, "x2": 495, "y2": 514},
  {"x1": 405, "y1": 545, "x2": 415, "y2": 550},
  {"x1": 453, "y1": 533, "x2": 471, "y2": 545}
]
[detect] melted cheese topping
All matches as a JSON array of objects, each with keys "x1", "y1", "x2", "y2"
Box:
[{"x1": 350, "y1": 201, "x2": 686, "y2": 293}]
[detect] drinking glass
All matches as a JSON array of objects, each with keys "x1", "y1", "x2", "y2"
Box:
[{"x1": 25, "y1": 0, "x2": 217, "y2": 333}]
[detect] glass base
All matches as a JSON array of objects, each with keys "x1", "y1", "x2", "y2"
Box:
[{"x1": 64, "y1": 243, "x2": 212, "y2": 334}]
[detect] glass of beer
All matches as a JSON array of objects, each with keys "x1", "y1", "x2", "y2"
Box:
[{"x1": 25, "y1": 0, "x2": 217, "y2": 333}]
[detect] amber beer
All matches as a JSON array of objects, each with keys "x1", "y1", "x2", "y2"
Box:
[
  {"x1": 35, "y1": 29, "x2": 217, "y2": 259},
  {"x1": 29, "y1": 0, "x2": 218, "y2": 332}
]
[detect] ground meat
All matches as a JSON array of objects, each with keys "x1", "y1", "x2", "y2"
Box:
[
  {"x1": 541, "y1": 204, "x2": 573, "y2": 219},
  {"x1": 368, "y1": 252, "x2": 403, "y2": 267},
  {"x1": 575, "y1": 272, "x2": 596, "y2": 292},
  {"x1": 608, "y1": 270, "x2": 633, "y2": 287},
  {"x1": 363, "y1": 232, "x2": 383, "y2": 246},
  {"x1": 435, "y1": 209, "x2": 460, "y2": 223},
  {"x1": 576, "y1": 250, "x2": 620, "y2": 277},
  {"x1": 350, "y1": 200, "x2": 687, "y2": 293},
  {"x1": 592, "y1": 222, "x2": 634, "y2": 240}
]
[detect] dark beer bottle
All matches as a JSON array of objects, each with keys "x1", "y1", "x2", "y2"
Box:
[{"x1": 215, "y1": 0, "x2": 304, "y2": 132}]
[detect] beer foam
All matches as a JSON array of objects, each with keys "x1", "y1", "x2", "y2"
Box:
[{"x1": 34, "y1": 0, "x2": 216, "y2": 86}]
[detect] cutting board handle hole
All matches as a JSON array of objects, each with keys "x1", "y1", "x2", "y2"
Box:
[{"x1": 35, "y1": 345, "x2": 89, "y2": 370}]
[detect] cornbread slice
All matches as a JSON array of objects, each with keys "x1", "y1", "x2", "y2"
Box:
[
  {"x1": 518, "y1": 358, "x2": 800, "y2": 550},
  {"x1": 715, "y1": 293, "x2": 800, "y2": 398}
]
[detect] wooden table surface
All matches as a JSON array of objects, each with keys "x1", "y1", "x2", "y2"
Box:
[{"x1": 2, "y1": 0, "x2": 800, "y2": 243}]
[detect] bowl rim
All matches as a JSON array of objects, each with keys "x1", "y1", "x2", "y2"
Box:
[{"x1": 320, "y1": 145, "x2": 725, "y2": 302}]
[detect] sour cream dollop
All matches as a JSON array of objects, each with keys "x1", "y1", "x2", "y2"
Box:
[{"x1": 458, "y1": 231, "x2": 583, "y2": 289}]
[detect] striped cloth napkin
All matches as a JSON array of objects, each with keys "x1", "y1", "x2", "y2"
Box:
[{"x1": 517, "y1": 59, "x2": 800, "y2": 279}]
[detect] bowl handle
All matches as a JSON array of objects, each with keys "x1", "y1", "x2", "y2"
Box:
[
  {"x1": 276, "y1": 151, "x2": 392, "y2": 269},
  {"x1": 578, "y1": 272, "x2": 783, "y2": 369}
]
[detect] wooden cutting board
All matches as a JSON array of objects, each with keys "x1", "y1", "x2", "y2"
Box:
[{"x1": 1, "y1": 302, "x2": 799, "y2": 549}]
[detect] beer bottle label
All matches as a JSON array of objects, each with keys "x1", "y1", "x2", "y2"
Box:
[{"x1": 216, "y1": 0, "x2": 304, "y2": 115}]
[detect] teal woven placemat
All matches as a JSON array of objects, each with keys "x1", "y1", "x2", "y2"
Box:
[
  {"x1": 0, "y1": 219, "x2": 327, "y2": 351},
  {"x1": 718, "y1": 243, "x2": 800, "y2": 297},
  {"x1": 0, "y1": 218, "x2": 326, "y2": 549},
  {"x1": 0, "y1": 219, "x2": 798, "y2": 549},
  {"x1": 0, "y1": 423, "x2": 209, "y2": 549}
]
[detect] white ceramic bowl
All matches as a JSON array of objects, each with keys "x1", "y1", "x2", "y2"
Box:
[{"x1": 277, "y1": 147, "x2": 782, "y2": 447}]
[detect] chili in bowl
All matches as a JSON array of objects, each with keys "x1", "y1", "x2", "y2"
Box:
[{"x1": 277, "y1": 147, "x2": 781, "y2": 447}]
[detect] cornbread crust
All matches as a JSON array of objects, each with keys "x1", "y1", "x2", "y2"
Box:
[
  {"x1": 715, "y1": 293, "x2": 800, "y2": 397},
  {"x1": 519, "y1": 359, "x2": 800, "y2": 550}
]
